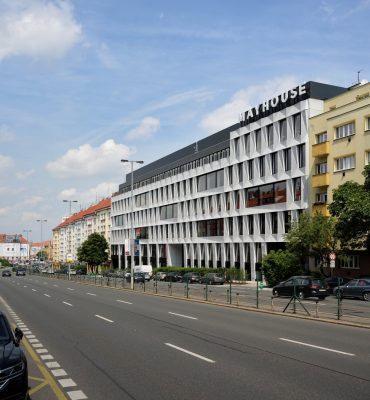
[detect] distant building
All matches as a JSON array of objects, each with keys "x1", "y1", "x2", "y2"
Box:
[
  {"x1": 52, "y1": 198, "x2": 111, "y2": 263},
  {"x1": 309, "y1": 80, "x2": 370, "y2": 276},
  {"x1": 0, "y1": 234, "x2": 29, "y2": 262}
]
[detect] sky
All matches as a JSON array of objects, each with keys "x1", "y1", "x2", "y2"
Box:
[{"x1": 0, "y1": 0, "x2": 369, "y2": 242}]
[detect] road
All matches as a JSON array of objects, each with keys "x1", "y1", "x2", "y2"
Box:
[{"x1": 1, "y1": 274, "x2": 370, "y2": 400}]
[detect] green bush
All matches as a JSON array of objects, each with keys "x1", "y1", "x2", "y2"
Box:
[
  {"x1": 262, "y1": 250, "x2": 303, "y2": 287},
  {"x1": 152, "y1": 266, "x2": 249, "y2": 281}
]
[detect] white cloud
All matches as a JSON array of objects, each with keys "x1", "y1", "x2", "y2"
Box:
[
  {"x1": 16, "y1": 168, "x2": 35, "y2": 180},
  {"x1": 58, "y1": 181, "x2": 118, "y2": 207},
  {"x1": 97, "y1": 42, "x2": 119, "y2": 69},
  {"x1": 46, "y1": 139, "x2": 131, "y2": 178},
  {"x1": 0, "y1": 207, "x2": 10, "y2": 216},
  {"x1": 23, "y1": 196, "x2": 43, "y2": 206},
  {"x1": 125, "y1": 117, "x2": 160, "y2": 141},
  {"x1": 0, "y1": 125, "x2": 16, "y2": 143},
  {"x1": 199, "y1": 76, "x2": 300, "y2": 133},
  {"x1": 21, "y1": 211, "x2": 41, "y2": 222},
  {"x1": 0, "y1": 154, "x2": 14, "y2": 171},
  {"x1": 0, "y1": 0, "x2": 82, "y2": 61}
]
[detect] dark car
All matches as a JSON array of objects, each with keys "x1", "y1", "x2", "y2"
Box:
[
  {"x1": 272, "y1": 276, "x2": 328, "y2": 300},
  {"x1": 181, "y1": 272, "x2": 200, "y2": 284},
  {"x1": 0, "y1": 311, "x2": 28, "y2": 400},
  {"x1": 324, "y1": 276, "x2": 350, "y2": 294},
  {"x1": 164, "y1": 272, "x2": 183, "y2": 282},
  {"x1": 133, "y1": 272, "x2": 145, "y2": 283},
  {"x1": 15, "y1": 269, "x2": 26, "y2": 277},
  {"x1": 1, "y1": 270, "x2": 11, "y2": 277},
  {"x1": 200, "y1": 273, "x2": 225, "y2": 285},
  {"x1": 333, "y1": 278, "x2": 370, "y2": 301}
]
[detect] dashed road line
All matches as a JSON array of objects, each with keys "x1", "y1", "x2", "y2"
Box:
[
  {"x1": 44, "y1": 294, "x2": 51, "y2": 297},
  {"x1": 279, "y1": 338, "x2": 355, "y2": 356},
  {"x1": 67, "y1": 288, "x2": 75, "y2": 291},
  {"x1": 116, "y1": 300, "x2": 132, "y2": 305},
  {"x1": 63, "y1": 301, "x2": 73, "y2": 307},
  {"x1": 168, "y1": 312, "x2": 198, "y2": 320},
  {"x1": 165, "y1": 343, "x2": 216, "y2": 363},
  {"x1": 95, "y1": 314, "x2": 114, "y2": 323},
  {"x1": 86, "y1": 293, "x2": 96, "y2": 296}
]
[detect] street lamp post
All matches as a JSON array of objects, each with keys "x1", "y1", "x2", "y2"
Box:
[
  {"x1": 121, "y1": 159, "x2": 144, "y2": 289},
  {"x1": 63, "y1": 200, "x2": 78, "y2": 216},
  {"x1": 23, "y1": 229, "x2": 32, "y2": 261},
  {"x1": 36, "y1": 219, "x2": 47, "y2": 262}
]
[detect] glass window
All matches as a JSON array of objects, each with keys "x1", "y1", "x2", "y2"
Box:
[
  {"x1": 259, "y1": 214, "x2": 265, "y2": 234},
  {"x1": 336, "y1": 122, "x2": 355, "y2": 139},
  {"x1": 279, "y1": 119, "x2": 287, "y2": 141},
  {"x1": 315, "y1": 192, "x2": 327, "y2": 203},
  {"x1": 315, "y1": 162, "x2": 327, "y2": 174},
  {"x1": 217, "y1": 170, "x2": 224, "y2": 187},
  {"x1": 293, "y1": 177, "x2": 301, "y2": 201},
  {"x1": 293, "y1": 113, "x2": 301, "y2": 137},
  {"x1": 247, "y1": 187, "x2": 259, "y2": 207},
  {"x1": 284, "y1": 210, "x2": 291, "y2": 233},
  {"x1": 284, "y1": 148, "x2": 291, "y2": 171},
  {"x1": 259, "y1": 156, "x2": 265, "y2": 177},
  {"x1": 316, "y1": 132, "x2": 327, "y2": 144},
  {"x1": 234, "y1": 137, "x2": 240, "y2": 157},
  {"x1": 207, "y1": 172, "x2": 217, "y2": 189},
  {"x1": 271, "y1": 212, "x2": 278, "y2": 234},
  {"x1": 228, "y1": 166, "x2": 233, "y2": 185},
  {"x1": 297, "y1": 144, "x2": 305, "y2": 168},
  {"x1": 235, "y1": 191, "x2": 240, "y2": 209},
  {"x1": 255, "y1": 129, "x2": 261, "y2": 151},
  {"x1": 228, "y1": 217, "x2": 233, "y2": 235},
  {"x1": 248, "y1": 215, "x2": 254, "y2": 235},
  {"x1": 248, "y1": 160, "x2": 254, "y2": 180},
  {"x1": 238, "y1": 163, "x2": 243, "y2": 182},
  {"x1": 260, "y1": 184, "x2": 274, "y2": 205},
  {"x1": 267, "y1": 124, "x2": 274, "y2": 146},
  {"x1": 335, "y1": 155, "x2": 355, "y2": 171},
  {"x1": 275, "y1": 181, "x2": 287, "y2": 203},
  {"x1": 244, "y1": 133, "x2": 250, "y2": 153},
  {"x1": 238, "y1": 216, "x2": 243, "y2": 235},
  {"x1": 270, "y1": 152, "x2": 277, "y2": 174}
]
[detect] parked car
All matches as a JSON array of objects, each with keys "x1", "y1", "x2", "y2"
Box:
[
  {"x1": 133, "y1": 272, "x2": 145, "y2": 283},
  {"x1": 154, "y1": 271, "x2": 167, "y2": 281},
  {"x1": 272, "y1": 276, "x2": 328, "y2": 299},
  {"x1": 333, "y1": 278, "x2": 370, "y2": 301},
  {"x1": 181, "y1": 272, "x2": 200, "y2": 284},
  {"x1": 15, "y1": 268, "x2": 26, "y2": 276},
  {"x1": 0, "y1": 311, "x2": 28, "y2": 400},
  {"x1": 1, "y1": 270, "x2": 11, "y2": 277},
  {"x1": 324, "y1": 276, "x2": 350, "y2": 294},
  {"x1": 200, "y1": 273, "x2": 225, "y2": 285},
  {"x1": 164, "y1": 272, "x2": 183, "y2": 282}
]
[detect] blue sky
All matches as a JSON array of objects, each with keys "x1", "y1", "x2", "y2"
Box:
[{"x1": 0, "y1": 0, "x2": 369, "y2": 242}]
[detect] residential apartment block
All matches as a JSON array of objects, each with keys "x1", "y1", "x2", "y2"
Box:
[
  {"x1": 309, "y1": 80, "x2": 370, "y2": 274},
  {"x1": 52, "y1": 198, "x2": 111, "y2": 263},
  {"x1": 110, "y1": 82, "x2": 347, "y2": 280}
]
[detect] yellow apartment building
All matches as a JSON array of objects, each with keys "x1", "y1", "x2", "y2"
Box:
[{"x1": 309, "y1": 81, "x2": 370, "y2": 275}]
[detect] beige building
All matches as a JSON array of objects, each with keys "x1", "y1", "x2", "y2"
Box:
[{"x1": 309, "y1": 80, "x2": 370, "y2": 274}]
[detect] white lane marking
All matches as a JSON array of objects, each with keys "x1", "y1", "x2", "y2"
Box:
[
  {"x1": 67, "y1": 390, "x2": 88, "y2": 400},
  {"x1": 51, "y1": 369, "x2": 67, "y2": 377},
  {"x1": 279, "y1": 338, "x2": 355, "y2": 356},
  {"x1": 165, "y1": 343, "x2": 215, "y2": 363},
  {"x1": 168, "y1": 312, "x2": 198, "y2": 320},
  {"x1": 23, "y1": 285, "x2": 27, "y2": 288},
  {"x1": 67, "y1": 288, "x2": 75, "y2": 291},
  {"x1": 44, "y1": 294, "x2": 51, "y2": 298},
  {"x1": 116, "y1": 300, "x2": 132, "y2": 305},
  {"x1": 59, "y1": 378, "x2": 76, "y2": 388},
  {"x1": 63, "y1": 301, "x2": 73, "y2": 307},
  {"x1": 33, "y1": 343, "x2": 43, "y2": 348},
  {"x1": 36, "y1": 348, "x2": 48, "y2": 354},
  {"x1": 86, "y1": 293, "x2": 96, "y2": 296},
  {"x1": 29, "y1": 339, "x2": 38, "y2": 343},
  {"x1": 26, "y1": 335, "x2": 36, "y2": 339},
  {"x1": 41, "y1": 355, "x2": 54, "y2": 360},
  {"x1": 32, "y1": 289, "x2": 37, "y2": 292},
  {"x1": 95, "y1": 314, "x2": 114, "y2": 323},
  {"x1": 53, "y1": 284, "x2": 58, "y2": 287},
  {"x1": 46, "y1": 361, "x2": 60, "y2": 368}
]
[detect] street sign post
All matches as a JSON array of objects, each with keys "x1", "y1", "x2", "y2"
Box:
[{"x1": 330, "y1": 260, "x2": 335, "y2": 269}]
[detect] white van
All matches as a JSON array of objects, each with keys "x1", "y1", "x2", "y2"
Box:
[{"x1": 133, "y1": 265, "x2": 153, "y2": 280}]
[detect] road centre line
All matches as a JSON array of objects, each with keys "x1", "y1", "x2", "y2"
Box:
[
  {"x1": 95, "y1": 314, "x2": 114, "y2": 323},
  {"x1": 279, "y1": 338, "x2": 355, "y2": 356},
  {"x1": 44, "y1": 294, "x2": 51, "y2": 297},
  {"x1": 32, "y1": 289, "x2": 37, "y2": 292},
  {"x1": 168, "y1": 312, "x2": 198, "y2": 320},
  {"x1": 63, "y1": 301, "x2": 73, "y2": 307},
  {"x1": 165, "y1": 343, "x2": 215, "y2": 363},
  {"x1": 86, "y1": 293, "x2": 96, "y2": 296},
  {"x1": 116, "y1": 300, "x2": 132, "y2": 305},
  {"x1": 67, "y1": 288, "x2": 75, "y2": 291}
]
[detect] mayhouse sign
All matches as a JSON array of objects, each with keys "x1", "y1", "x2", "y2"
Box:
[{"x1": 240, "y1": 83, "x2": 310, "y2": 127}]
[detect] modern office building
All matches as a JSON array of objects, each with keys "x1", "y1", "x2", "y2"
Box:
[
  {"x1": 309, "y1": 80, "x2": 370, "y2": 274},
  {"x1": 52, "y1": 198, "x2": 111, "y2": 263},
  {"x1": 111, "y1": 82, "x2": 346, "y2": 279}
]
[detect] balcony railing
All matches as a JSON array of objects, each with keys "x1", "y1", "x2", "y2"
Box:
[
  {"x1": 312, "y1": 141, "x2": 330, "y2": 157},
  {"x1": 312, "y1": 173, "x2": 330, "y2": 187},
  {"x1": 312, "y1": 203, "x2": 329, "y2": 216}
]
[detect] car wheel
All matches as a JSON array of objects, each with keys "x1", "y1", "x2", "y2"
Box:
[
  {"x1": 362, "y1": 292, "x2": 370, "y2": 301},
  {"x1": 298, "y1": 291, "x2": 305, "y2": 300},
  {"x1": 272, "y1": 289, "x2": 279, "y2": 297}
]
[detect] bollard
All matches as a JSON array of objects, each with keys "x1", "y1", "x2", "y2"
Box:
[
  {"x1": 271, "y1": 296, "x2": 274, "y2": 311},
  {"x1": 315, "y1": 300, "x2": 319, "y2": 318},
  {"x1": 236, "y1": 293, "x2": 239, "y2": 306},
  {"x1": 256, "y1": 281, "x2": 259, "y2": 309}
]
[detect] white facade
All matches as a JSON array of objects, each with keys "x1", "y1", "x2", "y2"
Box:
[
  {"x1": 0, "y1": 243, "x2": 29, "y2": 261},
  {"x1": 110, "y1": 82, "x2": 346, "y2": 279}
]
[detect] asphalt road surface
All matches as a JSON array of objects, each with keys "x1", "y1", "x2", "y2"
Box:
[{"x1": 1, "y1": 275, "x2": 370, "y2": 400}]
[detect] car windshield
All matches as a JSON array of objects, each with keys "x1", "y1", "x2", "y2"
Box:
[{"x1": 0, "y1": 316, "x2": 11, "y2": 345}]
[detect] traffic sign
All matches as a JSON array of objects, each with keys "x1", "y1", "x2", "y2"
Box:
[
  {"x1": 330, "y1": 260, "x2": 335, "y2": 269},
  {"x1": 329, "y1": 252, "x2": 336, "y2": 260}
]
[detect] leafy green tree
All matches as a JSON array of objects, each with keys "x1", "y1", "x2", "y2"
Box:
[
  {"x1": 329, "y1": 165, "x2": 370, "y2": 250},
  {"x1": 77, "y1": 233, "x2": 109, "y2": 273},
  {"x1": 0, "y1": 257, "x2": 11, "y2": 268},
  {"x1": 262, "y1": 250, "x2": 302, "y2": 287},
  {"x1": 284, "y1": 212, "x2": 338, "y2": 273}
]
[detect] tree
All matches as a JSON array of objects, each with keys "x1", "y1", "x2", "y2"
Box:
[
  {"x1": 284, "y1": 212, "x2": 338, "y2": 273},
  {"x1": 262, "y1": 250, "x2": 302, "y2": 286},
  {"x1": 77, "y1": 233, "x2": 109, "y2": 273},
  {"x1": 329, "y1": 165, "x2": 370, "y2": 250}
]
